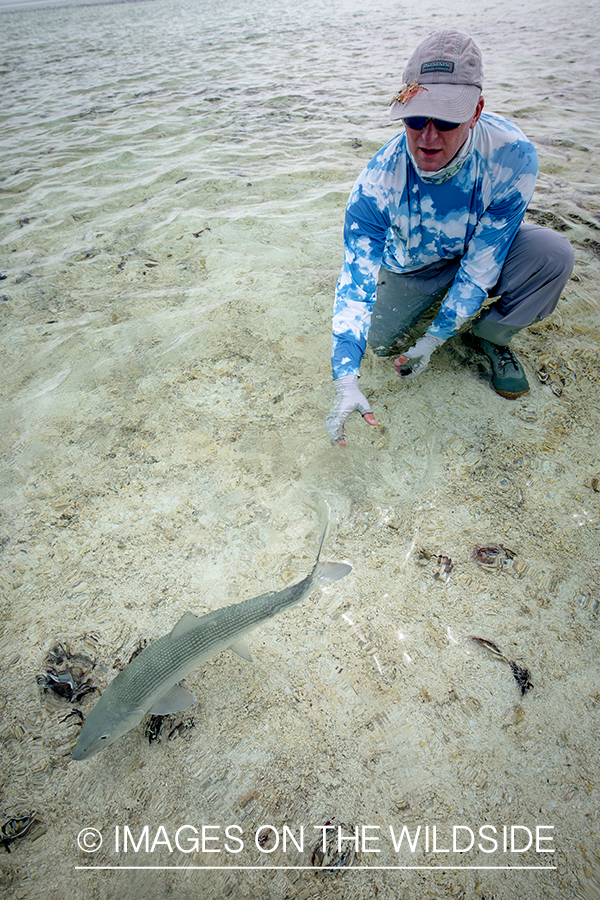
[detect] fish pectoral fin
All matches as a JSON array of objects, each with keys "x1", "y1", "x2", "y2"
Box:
[
  {"x1": 148, "y1": 684, "x2": 197, "y2": 716},
  {"x1": 229, "y1": 639, "x2": 255, "y2": 663}
]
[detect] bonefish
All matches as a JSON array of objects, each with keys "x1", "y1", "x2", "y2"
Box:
[{"x1": 72, "y1": 530, "x2": 351, "y2": 760}]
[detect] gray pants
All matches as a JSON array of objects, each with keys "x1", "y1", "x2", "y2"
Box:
[{"x1": 369, "y1": 223, "x2": 575, "y2": 353}]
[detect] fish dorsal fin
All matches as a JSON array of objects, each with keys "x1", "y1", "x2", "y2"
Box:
[
  {"x1": 169, "y1": 612, "x2": 201, "y2": 640},
  {"x1": 229, "y1": 639, "x2": 255, "y2": 663},
  {"x1": 148, "y1": 684, "x2": 197, "y2": 716}
]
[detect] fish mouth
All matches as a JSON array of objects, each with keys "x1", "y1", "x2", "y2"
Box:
[
  {"x1": 72, "y1": 733, "x2": 111, "y2": 760},
  {"x1": 72, "y1": 740, "x2": 108, "y2": 761},
  {"x1": 71, "y1": 745, "x2": 92, "y2": 761}
]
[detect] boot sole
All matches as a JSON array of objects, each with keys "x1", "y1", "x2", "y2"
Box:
[{"x1": 493, "y1": 385, "x2": 530, "y2": 400}]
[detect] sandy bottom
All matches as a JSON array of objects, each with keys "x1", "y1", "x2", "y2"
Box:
[
  {"x1": 2, "y1": 0, "x2": 600, "y2": 891},
  {"x1": 1, "y1": 199, "x2": 600, "y2": 900}
]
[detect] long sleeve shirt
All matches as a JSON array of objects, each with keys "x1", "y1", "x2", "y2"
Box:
[{"x1": 331, "y1": 111, "x2": 538, "y2": 378}]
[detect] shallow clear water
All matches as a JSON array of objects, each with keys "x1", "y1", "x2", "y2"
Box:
[{"x1": 1, "y1": 0, "x2": 599, "y2": 898}]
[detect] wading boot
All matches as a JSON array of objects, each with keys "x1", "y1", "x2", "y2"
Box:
[{"x1": 463, "y1": 334, "x2": 530, "y2": 399}]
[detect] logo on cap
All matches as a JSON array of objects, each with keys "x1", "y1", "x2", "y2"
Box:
[{"x1": 421, "y1": 60, "x2": 455, "y2": 74}]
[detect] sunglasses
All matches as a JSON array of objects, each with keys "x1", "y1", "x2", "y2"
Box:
[{"x1": 403, "y1": 116, "x2": 461, "y2": 132}]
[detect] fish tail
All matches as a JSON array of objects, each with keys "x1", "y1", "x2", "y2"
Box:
[
  {"x1": 309, "y1": 523, "x2": 351, "y2": 585},
  {"x1": 314, "y1": 561, "x2": 352, "y2": 585}
]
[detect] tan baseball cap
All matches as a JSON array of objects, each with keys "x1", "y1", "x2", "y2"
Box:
[{"x1": 390, "y1": 30, "x2": 483, "y2": 123}]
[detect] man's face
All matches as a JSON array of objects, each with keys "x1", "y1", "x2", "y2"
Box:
[{"x1": 404, "y1": 96, "x2": 484, "y2": 172}]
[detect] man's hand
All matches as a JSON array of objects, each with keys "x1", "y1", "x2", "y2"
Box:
[
  {"x1": 394, "y1": 333, "x2": 444, "y2": 379},
  {"x1": 325, "y1": 374, "x2": 378, "y2": 444}
]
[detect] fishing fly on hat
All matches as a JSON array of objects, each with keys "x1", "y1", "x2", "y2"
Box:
[{"x1": 390, "y1": 30, "x2": 483, "y2": 123}]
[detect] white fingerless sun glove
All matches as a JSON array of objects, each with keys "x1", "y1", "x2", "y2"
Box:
[
  {"x1": 325, "y1": 374, "x2": 372, "y2": 442},
  {"x1": 396, "y1": 332, "x2": 444, "y2": 379}
]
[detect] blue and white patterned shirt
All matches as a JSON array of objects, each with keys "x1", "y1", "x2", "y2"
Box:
[{"x1": 331, "y1": 111, "x2": 538, "y2": 378}]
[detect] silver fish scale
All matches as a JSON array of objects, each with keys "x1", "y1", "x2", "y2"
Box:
[
  {"x1": 73, "y1": 541, "x2": 351, "y2": 758},
  {"x1": 106, "y1": 573, "x2": 314, "y2": 707}
]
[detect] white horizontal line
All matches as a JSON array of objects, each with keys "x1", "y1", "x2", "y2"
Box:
[{"x1": 75, "y1": 865, "x2": 557, "y2": 871}]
